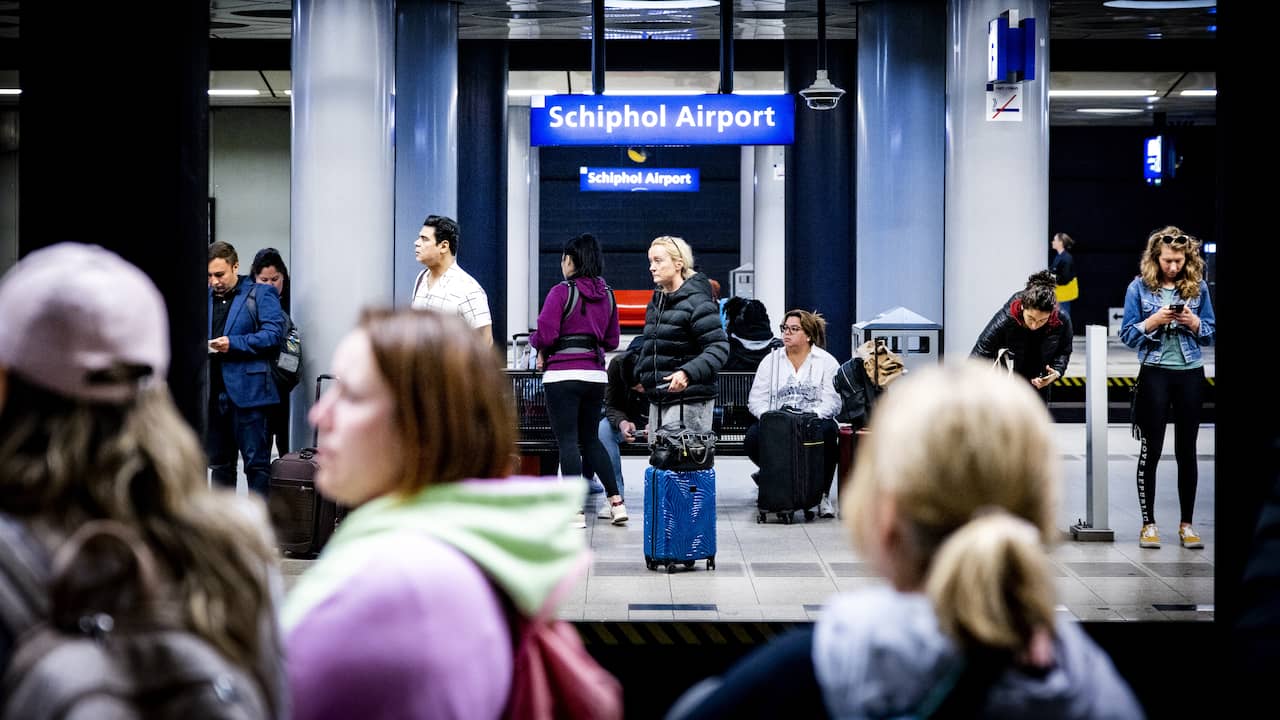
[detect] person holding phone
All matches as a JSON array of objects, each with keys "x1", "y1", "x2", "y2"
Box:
[
  {"x1": 970, "y1": 270, "x2": 1073, "y2": 403},
  {"x1": 1120, "y1": 226, "x2": 1216, "y2": 550}
]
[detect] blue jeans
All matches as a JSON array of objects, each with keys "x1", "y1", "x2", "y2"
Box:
[
  {"x1": 585, "y1": 416, "x2": 627, "y2": 501},
  {"x1": 207, "y1": 392, "x2": 272, "y2": 498}
]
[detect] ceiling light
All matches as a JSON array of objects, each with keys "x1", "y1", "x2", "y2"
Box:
[
  {"x1": 605, "y1": 0, "x2": 718, "y2": 8},
  {"x1": 603, "y1": 89, "x2": 708, "y2": 96},
  {"x1": 208, "y1": 89, "x2": 261, "y2": 97},
  {"x1": 1077, "y1": 108, "x2": 1146, "y2": 114},
  {"x1": 1049, "y1": 90, "x2": 1156, "y2": 98},
  {"x1": 509, "y1": 89, "x2": 558, "y2": 98},
  {"x1": 1103, "y1": 1, "x2": 1216, "y2": 9},
  {"x1": 0, "y1": 89, "x2": 20, "y2": 96},
  {"x1": 1181, "y1": 89, "x2": 1217, "y2": 97}
]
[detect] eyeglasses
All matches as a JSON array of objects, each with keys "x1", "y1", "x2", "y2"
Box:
[
  {"x1": 779, "y1": 324, "x2": 804, "y2": 334},
  {"x1": 1159, "y1": 234, "x2": 1191, "y2": 247}
]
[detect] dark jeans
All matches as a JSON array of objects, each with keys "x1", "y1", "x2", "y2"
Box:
[
  {"x1": 544, "y1": 380, "x2": 620, "y2": 497},
  {"x1": 267, "y1": 397, "x2": 291, "y2": 458},
  {"x1": 1134, "y1": 365, "x2": 1205, "y2": 525},
  {"x1": 744, "y1": 416, "x2": 840, "y2": 496},
  {"x1": 207, "y1": 391, "x2": 272, "y2": 498}
]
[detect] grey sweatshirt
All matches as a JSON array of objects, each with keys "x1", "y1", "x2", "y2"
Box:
[{"x1": 813, "y1": 587, "x2": 1145, "y2": 719}]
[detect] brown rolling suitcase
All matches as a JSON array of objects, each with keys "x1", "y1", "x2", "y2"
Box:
[{"x1": 268, "y1": 374, "x2": 345, "y2": 558}]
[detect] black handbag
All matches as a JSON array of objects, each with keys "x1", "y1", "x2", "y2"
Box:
[
  {"x1": 648, "y1": 404, "x2": 716, "y2": 471},
  {"x1": 649, "y1": 429, "x2": 716, "y2": 471}
]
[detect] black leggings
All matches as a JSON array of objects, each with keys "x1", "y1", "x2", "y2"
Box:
[
  {"x1": 744, "y1": 418, "x2": 840, "y2": 495},
  {"x1": 1134, "y1": 365, "x2": 1205, "y2": 525},
  {"x1": 544, "y1": 380, "x2": 620, "y2": 497}
]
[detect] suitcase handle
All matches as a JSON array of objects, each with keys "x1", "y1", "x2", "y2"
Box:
[{"x1": 312, "y1": 374, "x2": 337, "y2": 447}]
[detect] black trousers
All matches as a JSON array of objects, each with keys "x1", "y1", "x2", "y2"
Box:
[
  {"x1": 1134, "y1": 365, "x2": 1205, "y2": 525},
  {"x1": 544, "y1": 380, "x2": 621, "y2": 498}
]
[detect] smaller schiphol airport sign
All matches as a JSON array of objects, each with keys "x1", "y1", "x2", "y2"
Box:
[
  {"x1": 580, "y1": 167, "x2": 700, "y2": 192},
  {"x1": 531, "y1": 94, "x2": 794, "y2": 146}
]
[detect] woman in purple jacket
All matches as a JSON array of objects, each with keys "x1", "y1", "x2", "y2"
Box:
[{"x1": 531, "y1": 233, "x2": 625, "y2": 527}]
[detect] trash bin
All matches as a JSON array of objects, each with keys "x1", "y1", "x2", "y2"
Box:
[{"x1": 852, "y1": 307, "x2": 942, "y2": 375}]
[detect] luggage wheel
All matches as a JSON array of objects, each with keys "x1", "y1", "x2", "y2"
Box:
[
  {"x1": 707, "y1": 556, "x2": 716, "y2": 571},
  {"x1": 645, "y1": 556, "x2": 656, "y2": 571},
  {"x1": 778, "y1": 512, "x2": 793, "y2": 525},
  {"x1": 757, "y1": 511, "x2": 767, "y2": 524},
  {"x1": 666, "y1": 562, "x2": 678, "y2": 574},
  {"x1": 804, "y1": 510, "x2": 816, "y2": 522}
]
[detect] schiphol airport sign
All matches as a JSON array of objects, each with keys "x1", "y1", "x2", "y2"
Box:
[
  {"x1": 530, "y1": 94, "x2": 794, "y2": 146},
  {"x1": 580, "y1": 167, "x2": 700, "y2": 192}
]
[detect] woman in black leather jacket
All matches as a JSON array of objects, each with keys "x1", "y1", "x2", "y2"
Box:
[
  {"x1": 639, "y1": 236, "x2": 729, "y2": 436},
  {"x1": 970, "y1": 270, "x2": 1073, "y2": 402}
]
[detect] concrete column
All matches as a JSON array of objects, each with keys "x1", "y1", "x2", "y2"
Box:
[
  {"x1": 393, "y1": 0, "x2": 458, "y2": 304},
  {"x1": 944, "y1": 0, "x2": 1049, "y2": 361},
  {"x1": 507, "y1": 105, "x2": 533, "y2": 341},
  {"x1": 753, "y1": 146, "x2": 787, "y2": 334},
  {"x1": 291, "y1": 0, "x2": 396, "y2": 440},
  {"x1": 856, "y1": 0, "x2": 946, "y2": 327},
  {"x1": 739, "y1": 147, "x2": 755, "y2": 268}
]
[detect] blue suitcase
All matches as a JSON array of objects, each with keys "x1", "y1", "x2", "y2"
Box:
[{"x1": 644, "y1": 467, "x2": 717, "y2": 572}]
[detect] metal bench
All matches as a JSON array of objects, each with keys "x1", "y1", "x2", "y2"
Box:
[{"x1": 508, "y1": 370, "x2": 757, "y2": 459}]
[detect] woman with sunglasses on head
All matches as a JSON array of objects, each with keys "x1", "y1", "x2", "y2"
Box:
[
  {"x1": 744, "y1": 310, "x2": 842, "y2": 518},
  {"x1": 1120, "y1": 226, "x2": 1216, "y2": 550},
  {"x1": 971, "y1": 269, "x2": 1073, "y2": 403}
]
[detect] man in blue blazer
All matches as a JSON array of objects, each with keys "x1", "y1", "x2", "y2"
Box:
[{"x1": 207, "y1": 241, "x2": 286, "y2": 498}]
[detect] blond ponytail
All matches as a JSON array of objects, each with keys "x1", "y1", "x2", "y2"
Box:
[{"x1": 925, "y1": 511, "x2": 1056, "y2": 653}]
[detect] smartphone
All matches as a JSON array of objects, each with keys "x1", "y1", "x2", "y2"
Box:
[{"x1": 1168, "y1": 303, "x2": 1186, "y2": 314}]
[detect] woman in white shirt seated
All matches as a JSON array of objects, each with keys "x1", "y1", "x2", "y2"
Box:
[{"x1": 744, "y1": 310, "x2": 842, "y2": 518}]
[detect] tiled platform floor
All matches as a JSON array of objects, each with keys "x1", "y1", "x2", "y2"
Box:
[{"x1": 279, "y1": 422, "x2": 1215, "y2": 624}]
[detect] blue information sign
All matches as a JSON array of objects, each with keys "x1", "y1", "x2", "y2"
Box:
[
  {"x1": 531, "y1": 94, "x2": 794, "y2": 146},
  {"x1": 580, "y1": 167, "x2": 700, "y2": 192}
]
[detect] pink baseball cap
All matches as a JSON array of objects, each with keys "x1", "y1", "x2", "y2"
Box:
[{"x1": 0, "y1": 243, "x2": 170, "y2": 404}]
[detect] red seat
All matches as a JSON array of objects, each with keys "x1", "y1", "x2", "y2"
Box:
[{"x1": 613, "y1": 289, "x2": 653, "y2": 328}]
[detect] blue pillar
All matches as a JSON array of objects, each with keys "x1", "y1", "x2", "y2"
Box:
[
  {"x1": 394, "y1": 0, "x2": 458, "y2": 305},
  {"x1": 784, "y1": 40, "x2": 856, "y2": 362},
  {"x1": 856, "y1": 0, "x2": 947, "y2": 328},
  {"x1": 458, "y1": 40, "x2": 509, "y2": 346}
]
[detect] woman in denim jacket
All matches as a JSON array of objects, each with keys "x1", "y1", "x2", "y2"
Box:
[{"x1": 1120, "y1": 226, "x2": 1216, "y2": 550}]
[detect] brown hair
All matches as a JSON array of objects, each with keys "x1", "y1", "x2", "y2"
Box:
[
  {"x1": 784, "y1": 309, "x2": 827, "y2": 349},
  {"x1": 0, "y1": 379, "x2": 280, "y2": 711},
  {"x1": 1052, "y1": 232, "x2": 1074, "y2": 250},
  {"x1": 360, "y1": 308, "x2": 516, "y2": 495},
  {"x1": 1139, "y1": 225, "x2": 1204, "y2": 299}
]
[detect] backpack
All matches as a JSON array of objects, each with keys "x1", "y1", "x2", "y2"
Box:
[
  {"x1": 833, "y1": 357, "x2": 879, "y2": 429},
  {"x1": 560, "y1": 279, "x2": 617, "y2": 322},
  {"x1": 496, "y1": 565, "x2": 622, "y2": 720},
  {"x1": 857, "y1": 338, "x2": 906, "y2": 390},
  {"x1": 0, "y1": 515, "x2": 270, "y2": 720},
  {"x1": 243, "y1": 284, "x2": 302, "y2": 394}
]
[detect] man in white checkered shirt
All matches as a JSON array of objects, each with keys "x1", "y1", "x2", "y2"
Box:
[{"x1": 410, "y1": 214, "x2": 493, "y2": 345}]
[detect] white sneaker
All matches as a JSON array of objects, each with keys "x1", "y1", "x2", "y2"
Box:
[
  {"x1": 818, "y1": 494, "x2": 836, "y2": 518},
  {"x1": 610, "y1": 503, "x2": 629, "y2": 525},
  {"x1": 573, "y1": 511, "x2": 587, "y2": 529}
]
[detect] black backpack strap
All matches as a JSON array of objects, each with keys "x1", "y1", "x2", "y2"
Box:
[{"x1": 561, "y1": 280, "x2": 580, "y2": 322}]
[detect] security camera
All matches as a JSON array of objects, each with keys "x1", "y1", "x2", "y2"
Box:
[{"x1": 799, "y1": 70, "x2": 846, "y2": 111}]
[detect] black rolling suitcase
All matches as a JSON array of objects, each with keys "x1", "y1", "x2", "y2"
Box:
[
  {"x1": 268, "y1": 374, "x2": 345, "y2": 557},
  {"x1": 756, "y1": 407, "x2": 827, "y2": 524}
]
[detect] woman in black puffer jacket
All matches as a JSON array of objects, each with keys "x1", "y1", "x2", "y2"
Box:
[
  {"x1": 970, "y1": 269, "x2": 1073, "y2": 402},
  {"x1": 639, "y1": 236, "x2": 729, "y2": 436}
]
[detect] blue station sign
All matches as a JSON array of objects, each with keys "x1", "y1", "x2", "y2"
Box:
[
  {"x1": 580, "y1": 167, "x2": 700, "y2": 192},
  {"x1": 531, "y1": 94, "x2": 794, "y2": 146}
]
